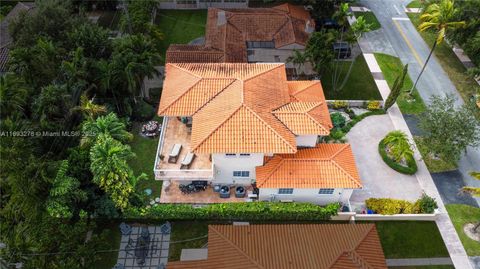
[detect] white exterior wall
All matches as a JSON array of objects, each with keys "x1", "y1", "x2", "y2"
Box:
[
  {"x1": 258, "y1": 188, "x2": 354, "y2": 205},
  {"x1": 247, "y1": 46, "x2": 315, "y2": 75},
  {"x1": 295, "y1": 135, "x2": 317, "y2": 147},
  {"x1": 212, "y1": 153, "x2": 264, "y2": 185}
]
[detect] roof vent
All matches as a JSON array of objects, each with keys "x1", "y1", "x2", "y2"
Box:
[{"x1": 217, "y1": 11, "x2": 227, "y2": 26}]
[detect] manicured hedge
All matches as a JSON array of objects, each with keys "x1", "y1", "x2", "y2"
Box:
[
  {"x1": 378, "y1": 139, "x2": 417, "y2": 175},
  {"x1": 124, "y1": 202, "x2": 340, "y2": 221},
  {"x1": 342, "y1": 109, "x2": 386, "y2": 133},
  {"x1": 366, "y1": 195, "x2": 438, "y2": 215}
]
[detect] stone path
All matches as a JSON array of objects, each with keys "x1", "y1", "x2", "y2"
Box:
[
  {"x1": 350, "y1": 11, "x2": 474, "y2": 268},
  {"x1": 386, "y1": 257, "x2": 452, "y2": 266},
  {"x1": 116, "y1": 224, "x2": 170, "y2": 269}
]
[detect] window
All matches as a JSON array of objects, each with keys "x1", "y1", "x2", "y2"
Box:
[
  {"x1": 239, "y1": 153, "x2": 250, "y2": 157},
  {"x1": 274, "y1": 55, "x2": 280, "y2": 62},
  {"x1": 233, "y1": 171, "x2": 250, "y2": 177},
  {"x1": 225, "y1": 153, "x2": 236, "y2": 157},
  {"x1": 278, "y1": 188, "x2": 293, "y2": 194},
  {"x1": 318, "y1": 188, "x2": 334, "y2": 195},
  {"x1": 246, "y1": 41, "x2": 275, "y2": 49}
]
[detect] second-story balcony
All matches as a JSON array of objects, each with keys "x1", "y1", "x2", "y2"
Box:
[{"x1": 154, "y1": 117, "x2": 213, "y2": 180}]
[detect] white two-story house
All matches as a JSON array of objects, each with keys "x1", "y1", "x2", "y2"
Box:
[{"x1": 154, "y1": 63, "x2": 362, "y2": 205}]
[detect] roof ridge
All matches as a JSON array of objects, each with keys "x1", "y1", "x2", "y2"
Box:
[
  {"x1": 192, "y1": 101, "x2": 243, "y2": 152},
  {"x1": 209, "y1": 226, "x2": 264, "y2": 269},
  {"x1": 256, "y1": 156, "x2": 285, "y2": 188},
  {"x1": 305, "y1": 105, "x2": 330, "y2": 134},
  {"x1": 244, "y1": 105, "x2": 297, "y2": 153},
  {"x1": 290, "y1": 80, "x2": 320, "y2": 96},
  {"x1": 171, "y1": 63, "x2": 203, "y2": 80},
  {"x1": 191, "y1": 79, "x2": 238, "y2": 116},
  {"x1": 243, "y1": 63, "x2": 285, "y2": 82},
  {"x1": 330, "y1": 156, "x2": 362, "y2": 188},
  {"x1": 159, "y1": 78, "x2": 203, "y2": 114}
]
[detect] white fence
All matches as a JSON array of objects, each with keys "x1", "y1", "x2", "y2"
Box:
[{"x1": 331, "y1": 211, "x2": 438, "y2": 221}]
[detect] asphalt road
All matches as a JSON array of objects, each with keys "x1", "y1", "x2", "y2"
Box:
[{"x1": 359, "y1": 0, "x2": 480, "y2": 205}]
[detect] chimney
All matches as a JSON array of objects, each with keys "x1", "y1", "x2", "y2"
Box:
[
  {"x1": 217, "y1": 11, "x2": 227, "y2": 26},
  {"x1": 305, "y1": 20, "x2": 314, "y2": 34}
]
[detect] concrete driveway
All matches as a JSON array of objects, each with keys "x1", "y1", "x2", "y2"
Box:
[{"x1": 346, "y1": 114, "x2": 422, "y2": 207}]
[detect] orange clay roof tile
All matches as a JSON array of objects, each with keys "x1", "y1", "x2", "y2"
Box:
[
  {"x1": 256, "y1": 144, "x2": 362, "y2": 189},
  {"x1": 158, "y1": 63, "x2": 330, "y2": 154},
  {"x1": 166, "y1": 4, "x2": 313, "y2": 63},
  {"x1": 166, "y1": 224, "x2": 387, "y2": 269}
]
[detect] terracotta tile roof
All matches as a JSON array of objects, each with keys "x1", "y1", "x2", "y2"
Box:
[
  {"x1": 287, "y1": 80, "x2": 326, "y2": 102},
  {"x1": 158, "y1": 63, "x2": 331, "y2": 154},
  {"x1": 256, "y1": 144, "x2": 362, "y2": 189},
  {"x1": 273, "y1": 102, "x2": 332, "y2": 135},
  {"x1": 167, "y1": 224, "x2": 387, "y2": 269},
  {"x1": 166, "y1": 4, "x2": 313, "y2": 63}
]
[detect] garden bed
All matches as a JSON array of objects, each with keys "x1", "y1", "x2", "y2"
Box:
[{"x1": 378, "y1": 138, "x2": 417, "y2": 175}]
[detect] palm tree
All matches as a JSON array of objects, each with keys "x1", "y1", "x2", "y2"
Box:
[
  {"x1": 383, "y1": 130, "x2": 414, "y2": 162},
  {"x1": 286, "y1": 49, "x2": 308, "y2": 76},
  {"x1": 72, "y1": 94, "x2": 107, "y2": 120},
  {"x1": 337, "y1": 16, "x2": 371, "y2": 91},
  {"x1": 409, "y1": 0, "x2": 465, "y2": 95},
  {"x1": 90, "y1": 134, "x2": 135, "y2": 210},
  {"x1": 82, "y1": 112, "x2": 133, "y2": 146},
  {"x1": 0, "y1": 73, "x2": 28, "y2": 118}
]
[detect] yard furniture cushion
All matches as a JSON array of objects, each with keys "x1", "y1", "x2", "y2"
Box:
[
  {"x1": 168, "y1": 144, "x2": 183, "y2": 163},
  {"x1": 180, "y1": 152, "x2": 196, "y2": 169}
]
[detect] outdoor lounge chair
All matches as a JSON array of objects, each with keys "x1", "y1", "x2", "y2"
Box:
[
  {"x1": 168, "y1": 144, "x2": 182, "y2": 163},
  {"x1": 180, "y1": 152, "x2": 196, "y2": 169}
]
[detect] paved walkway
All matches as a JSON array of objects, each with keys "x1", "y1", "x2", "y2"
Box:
[
  {"x1": 350, "y1": 9, "x2": 474, "y2": 267},
  {"x1": 386, "y1": 257, "x2": 452, "y2": 266}
]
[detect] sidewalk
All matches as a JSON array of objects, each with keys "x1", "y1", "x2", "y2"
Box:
[
  {"x1": 349, "y1": 13, "x2": 474, "y2": 269},
  {"x1": 386, "y1": 257, "x2": 452, "y2": 267}
]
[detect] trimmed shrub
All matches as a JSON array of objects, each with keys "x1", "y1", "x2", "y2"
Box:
[
  {"x1": 124, "y1": 202, "x2": 340, "y2": 221},
  {"x1": 378, "y1": 138, "x2": 417, "y2": 175},
  {"x1": 366, "y1": 195, "x2": 438, "y2": 215},
  {"x1": 329, "y1": 129, "x2": 345, "y2": 140},
  {"x1": 332, "y1": 100, "x2": 349, "y2": 109},
  {"x1": 416, "y1": 193, "x2": 438, "y2": 213},
  {"x1": 331, "y1": 113, "x2": 346, "y2": 129},
  {"x1": 132, "y1": 99, "x2": 155, "y2": 121},
  {"x1": 366, "y1": 100, "x2": 382, "y2": 110}
]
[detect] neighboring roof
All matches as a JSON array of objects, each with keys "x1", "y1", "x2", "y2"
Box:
[
  {"x1": 158, "y1": 63, "x2": 329, "y2": 154},
  {"x1": 167, "y1": 224, "x2": 387, "y2": 269},
  {"x1": 166, "y1": 4, "x2": 313, "y2": 63},
  {"x1": 256, "y1": 144, "x2": 362, "y2": 189},
  {"x1": 0, "y1": 2, "x2": 36, "y2": 72}
]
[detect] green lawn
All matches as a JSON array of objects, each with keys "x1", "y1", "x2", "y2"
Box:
[
  {"x1": 374, "y1": 221, "x2": 449, "y2": 258},
  {"x1": 446, "y1": 204, "x2": 480, "y2": 256},
  {"x1": 169, "y1": 221, "x2": 209, "y2": 261},
  {"x1": 155, "y1": 10, "x2": 208, "y2": 63},
  {"x1": 407, "y1": 14, "x2": 480, "y2": 112},
  {"x1": 323, "y1": 54, "x2": 382, "y2": 100},
  {"x1": 129, "y1": 119, "x2": 162, "y2": 199},
  {"x1": 414, "y1": 137, "x2": 457, "y2": 172},
  {"x1": 95, "y1": 221, "x2": 122, "y2": 269},
  {"x1": 354, "y1": 11, "x2": 381, "y2": 31},
  {"x1": 375, "y1": 53, "x2": 426, "y2": 114},
  {"x1": 406, "y1": 0, "x2": 422, "y2": 8}
]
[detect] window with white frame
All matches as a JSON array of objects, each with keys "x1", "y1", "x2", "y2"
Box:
[
  {"x1": 318, "y1": 188, "x2": 334, "y2": 195},
  {"x1": 233, "y1": 171, "x2": 250, "y2": 177},
  {"x1": 278, "y1": 188, "x2": 293, "y2": 194}
]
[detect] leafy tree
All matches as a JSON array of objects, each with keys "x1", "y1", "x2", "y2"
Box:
[
  {"x1": 418, "y1": 94, "x2": 480, "y2": 162},
  {"x1": 33, "y1": 84, "x2": 72, "y2": 130},
  {"x1": 82, "y1": 112, "x2": 133, "y2": 146},
  {"x1": 384, "y1": 64, "x2": 409, "y2": 110},
  {"x1": 448, "y1": 0, "x2": 480, "y2": 66},
  {"x1": 411, "y1": 0, "x2": 465, "y2": 94},
  {"x1": 46, "y1": 160, "x2": 87, "y2": 218},
  {"x1": 0, "y1": 73, "x2": 29, "y2": 118},
  {"x1": 89, "y1": 133, "x2": 139, "y2": 210},
  {"x1": 305, "y1": 30, "x2": 336, "y2": 75},
  {"x1": 66, "y1": 21, "x2": 112, "y2": 58},
  {"x1": 383, "y1": 130, "x2": 414, "y2": 162}
]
